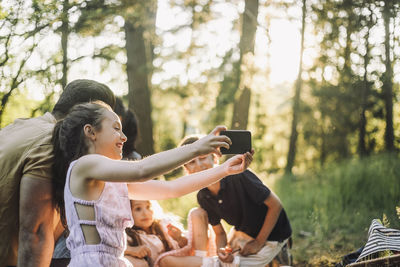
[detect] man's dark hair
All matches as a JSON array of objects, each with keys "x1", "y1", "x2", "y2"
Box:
[
  {"x1": 122, "y1": 109, "x2": 139, "y2": 158},
  {"x1": 113, "y1": 97, "x2": 140, "y2": 158},
  {"x1": 114, "y1": 97, "x2": 126, "y2": 119},
  {"x1": 52, "y1": 79, "x2": 116, "y2": 119}
]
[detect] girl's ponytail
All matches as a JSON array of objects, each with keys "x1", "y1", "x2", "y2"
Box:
[
  {"x1": 51, "y1": 102, "x2": 111, "y2": 229},
  {"x1": 52, "y1": 121, "x2": 69, "y2": 228}
]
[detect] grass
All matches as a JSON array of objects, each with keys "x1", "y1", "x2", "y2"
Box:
[
  {"x1": 275, "y1": 153, "x2": 400, "y2": 266},
  {"x1": 158, "y1": 153, "x2": 400, "y2": 266}
]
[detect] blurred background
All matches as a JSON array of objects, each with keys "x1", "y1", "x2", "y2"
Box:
[{"x1": 1, "y1": 0, "x2": 400, "y2": 265}]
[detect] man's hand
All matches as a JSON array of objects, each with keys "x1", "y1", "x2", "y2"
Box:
[{"x1": 240, "y1": 239, "x2": 264, "y2": 256}]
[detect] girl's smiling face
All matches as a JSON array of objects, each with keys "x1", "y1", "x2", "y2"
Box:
[
  {"x1": 92, "y1": 110, "x2": 127, "y2": 160},
  {"x1": 131, "y1": 200, "x2": 154, "y2": 231}
]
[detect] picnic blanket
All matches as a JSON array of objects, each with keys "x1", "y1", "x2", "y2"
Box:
[{"x1": 356, "y1": 219, "x2": 400, "y2": 262}]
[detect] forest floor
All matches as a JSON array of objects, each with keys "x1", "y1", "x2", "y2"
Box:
[{"x1": 160, "y1": 153, "x2": 400, "y2": 267}]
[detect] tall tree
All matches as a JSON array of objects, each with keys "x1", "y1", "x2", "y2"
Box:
[
  {"x1": 230, "y1": 0, "x2": 259, "y2": 130},
  {"x1": 124, "y1": 1, "x2": 157, "y2": 156},
  {"x1": 285, "y1": 0, "x2": 307, "y2": 174},
  {"x1": 382, "y1": 0, "x2": 395, "y2": 151},
  {"x1": 358, "y1": 2, "x2": 375, "y2": 156},
  {"x1": 60, "y1": 0, "x2": 69, "y2": 89},
  {"x1": 67, "y1": 0, "x2": 158, "y2": 156},
  {"x1": 301, "y1": 0, "x2": 363, "y2": 164}
]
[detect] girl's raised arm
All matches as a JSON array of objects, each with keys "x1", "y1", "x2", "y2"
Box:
[
  {"x1": 75, "y1": 126, "x2": 231, "y2": 183},
  {"x1": 127, "y1": 152, "x2": 253, "y2": 200}
]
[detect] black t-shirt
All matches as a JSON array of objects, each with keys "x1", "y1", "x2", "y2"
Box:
[{"x1": 197, "y1": 170, "x2": 292, "y2": 242}]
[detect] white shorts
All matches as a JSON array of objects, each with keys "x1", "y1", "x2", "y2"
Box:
[{"x1": 228, "y1": 228, "x2": 288, "y2": 267}]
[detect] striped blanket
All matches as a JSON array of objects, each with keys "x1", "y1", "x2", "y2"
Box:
[{"x1": 356, "y1": 219, "x2": 400, "y2": 262}]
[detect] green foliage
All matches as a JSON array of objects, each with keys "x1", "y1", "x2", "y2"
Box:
[
  {"x1": 0, "y1": 90, "x2": 43, "y2": 128},
  {"x1": 275, "y1": 153, "x2": 400, "y2": 265}
]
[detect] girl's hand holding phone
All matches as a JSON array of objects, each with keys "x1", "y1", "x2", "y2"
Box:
[
  {"x1": 193, "y1": 126, "x2": 231, "y2": 157},
  {"x1": 223, "y1": 150, "x2": 254, "y2": 175}
]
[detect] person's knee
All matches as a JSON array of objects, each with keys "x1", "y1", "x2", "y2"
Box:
[
  {"x1": 159, "y1": 256, "x2": 174, "y2": 267},
  {"x1": 189, "y1": 207, "x2": 208, "y2": 223},
  {"x1": 137, "y1": 260, "x2": 149, "y2": 267},
  {"x1": 126, "y1": 255, "x2": 149, "y2": 267}
]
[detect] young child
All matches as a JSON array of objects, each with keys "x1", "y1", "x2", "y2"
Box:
[
  {"x1": 180, "y1": 135, "x2": 292, "y2": 266},
  {"x1": 51, "y1": 102, "x2": 253, "y2": 267},
  {"x1": 124, "y1": 200, "x2": 187, "y2": 266},
  {"x1": 125, "y1": 200, "x2": 221, "y2": 267}
]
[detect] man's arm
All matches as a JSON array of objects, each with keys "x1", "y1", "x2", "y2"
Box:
[
  {"x1": 240, "y1": 191, "x2": 282, "y2": 256},
  {"x1": 18, "y1": 176, "x2": 55, "y2": 266}
]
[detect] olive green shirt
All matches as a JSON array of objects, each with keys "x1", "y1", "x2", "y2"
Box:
[{"x1": 0, "y1": 112, "x2": 56, "y2": 265}]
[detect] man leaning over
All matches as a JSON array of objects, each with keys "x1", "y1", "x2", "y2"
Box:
[{"x1": 0, "y1": 79, "x2": 116, "y2": 267}]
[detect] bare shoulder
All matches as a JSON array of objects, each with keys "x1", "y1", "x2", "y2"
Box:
[
  {"x1": 73, "y1": 154, "x2": 109, "y2": 179},
  {"x1": 72, "y1": 154, "x2": 134, "y2": 182},
  {"x1": 75, "y1": 154, "x2": 108, "y2": 165}
]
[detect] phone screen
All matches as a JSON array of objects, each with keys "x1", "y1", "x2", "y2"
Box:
[{"x1": 220, "y1": 130, "x2": 252, "y2": 154}]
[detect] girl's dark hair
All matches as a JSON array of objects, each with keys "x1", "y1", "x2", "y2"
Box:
[
  {"x1": 52, "y1": 79, "x2": 116, "y2": 119},
  {"x1": 52, "y1": 102, "x2": 111, "y2": 228},
  {"x1": 125, "y1": 220, "x2": 172, "y2": 252}
]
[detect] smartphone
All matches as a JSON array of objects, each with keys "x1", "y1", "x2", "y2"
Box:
[{"x1": 220, "y1": 130, "x2": 252, "y2": 154}]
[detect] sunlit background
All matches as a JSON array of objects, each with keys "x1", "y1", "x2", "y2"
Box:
[{"x1": 2, "y1": 0, "x2": 400, "y2": 265}]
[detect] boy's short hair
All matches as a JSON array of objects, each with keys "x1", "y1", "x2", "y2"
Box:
[{"x1": 179, "y1": 135, "x2": 199, "y2": 147}]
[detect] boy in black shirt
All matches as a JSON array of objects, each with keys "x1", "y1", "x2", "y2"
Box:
[{"x1": 180, "y1": 135, "x2": 292, "y2": 266}]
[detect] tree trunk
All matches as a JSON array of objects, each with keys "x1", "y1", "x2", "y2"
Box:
[
  {"x1": 210, "y1": 55, "x2": 238, "y2": 127},
  {"x1": 358, "y1": 13, "x2": 372, "y2": 157},
  {"x1": 285, "y1": 0, "x2": 306, "y2": 174},
  {"x1": 230, "y1": 0, "x2": 258, "y2": 130},
  {"x1": 60, "y1": 0, "x2": 69, "y2": 89},
  {"x1": 382, "y1": 1, "x2": 394, "y2": 151},
  {"x1": 240, "y1": 0, "x2": 258, "y2": 55},
  {"x1": 231, "y1": 87, "x2": 251, "y2": 129},
  {"x1": 125, "y1": 21, "x2": 154, "y2": 156},
  {"x1": 335, "y1": 2, "x2": 353, "y2": 159}
]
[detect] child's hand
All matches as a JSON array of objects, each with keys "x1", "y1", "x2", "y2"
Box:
[
  {"x1": 192, "y1": 126, "x2": 231, "y2": 157},
  {"x1": 167, "y1": 224, "x2": 182, "y2": 240},
  {"x1": 223, "y1": 150, "x2": 254, "y2": 175},
  {"x1": 126, "y1": 245, "x2": 152, "y2": 258},
  {"x1": 217, "y1": 246, "x2": 235, "y2": 263},
  {"x1": 167, "y1": 224, "x2": 188, "y2": 247}
]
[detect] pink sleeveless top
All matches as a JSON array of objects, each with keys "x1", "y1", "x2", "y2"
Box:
[{"x1": 64, "y1": 160, "x2": 134, "y2": 266}]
